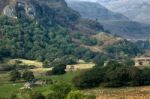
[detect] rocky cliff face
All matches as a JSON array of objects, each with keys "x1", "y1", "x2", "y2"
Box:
[
  {"x1": 1, "y1": 0, "x2": 80, "y2": 26},
  {"x1": 0, "y1": 0, "x2": 104, "y2": 35}
]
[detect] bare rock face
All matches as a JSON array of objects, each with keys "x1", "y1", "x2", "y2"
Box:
[
  {"x1": 3, "y1": 0, "x2": 35, "y2": 19},
  {"x1": 0, "y1": 0, "x2": 104, "y2": 35},
  {"x1": 3, "y1": 5, "x2": 16, "y2": 18},
  {"x1": 1, "y1": 0, "x2": 80, "y2": 26}
]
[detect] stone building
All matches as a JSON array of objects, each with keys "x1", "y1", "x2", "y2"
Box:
[
  {"x1": 134, "y1": 57, "x2": 150, "y2": 67},
  {"x1": 65, "y1": 63, "x2": 95, "y2": 72}
]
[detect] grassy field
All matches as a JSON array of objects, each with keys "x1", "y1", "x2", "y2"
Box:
[
  {"x1": 84, "y1": 86, "x2": 150, "y2": 99},
  {"x1": 1, "y1": 59, "x2": 150, "y2": 99},
  {"x1": 1, "y1": 58, "x2": 52, "y2": 75},
  {"x1": 8, "y1": 59, "x2": 43, "y2": 68},
  {"x1": 0, "y1": 71, "x2": 80, "y2": 97},
  {"x1": 0, "y1": 83, "x2": 23, "y2": 97},
  {"x1": 34, "y1": 72, "x2": 80, "y2": 96},
  {"x1": 67, "y1": 63, "x2": 95, "y2": 70},
  {"x1": 1, "y1": 70, "x2": 150, "y2": 99},
  {"x1": 0, "y1": 72, "x2": 10, "y2": 84}
]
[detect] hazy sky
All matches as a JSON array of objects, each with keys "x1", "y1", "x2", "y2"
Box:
[
  {"x1": 79, "y1": 0, "x2": 97, "y2": 1},
  {"x1": 67, "y1": 0, "x2": 97, "y2": 2}
]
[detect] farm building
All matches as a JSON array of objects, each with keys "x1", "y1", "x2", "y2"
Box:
[
  {"x1": 20, "y1": 79, "x2": 52, "y2": 89},
  {"x1": 134, "y1": 57, "x2": 150, "y2": 67},
  {"x1": 65, "y1": 63, "x2": 95, "y2": 72}
]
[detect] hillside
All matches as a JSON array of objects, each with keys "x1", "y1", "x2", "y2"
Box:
[
  {"x1": 0, "y1": 0, "x2": 147, "y2": 63},
  {"x1": 1, "y1": 0, "x2": 104, "y2": 34},
  {"x1": 79, "y1": 32, "x2": 123, "y2": 52},
  {"x1": 66, "y1": 1, "x2": 129, "y2": 21},
  {"x1": 66, "y1": 1, "x2": 150, "y2": 39},
  {"x1": 0, "y1": 0, "x2": 104, "y2": 66},
  {"x1": 101, "y1": 20, "x2": 150, "y2": 39},
  {"x1": 1, "y1": 0, "x2": 150, "y2": 99},
  {"x1": 97, "y1": 0, "x2": 150, "y2": 24}
]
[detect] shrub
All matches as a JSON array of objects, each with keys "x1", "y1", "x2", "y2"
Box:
[
  {"x1": 66, "y1": 91, "x2": 85, "y2": 99},
  {"x1": 10, "y1": 70, "x2": 21, "y2": 82},
  {"x1": 51, "y1": 64, "x2": 66, "y2": 75},
  {"x1": 51, "y1": 83, "x2": 72, "y2": 99},
  {"x1": 104, "y1": 67, "x2": 130, "y2": 87},
  {"x1": 66, "y1": 91, "x2": 96, "y2": 99},
  {"x1": 9, "y1": 94, "x2": 17, "y2": 99},
  {"x1": 73, "y1": 68, "x2": 104, "y2": 89},
  {"x1": 22, "y1": 70, "x2": 35, "y2": 81},
  {"x1": 31, "y1": 92, "x2": 45, "y2": 99},
  {"x1": 46, "y1": 70, "x2": 53, "y2": 76},
  {"x1": 0, "y1": 64, "x2": 15, "y2": 71},
  {"x1": 139, "y1": 68, "x2": 150, "y2": 85},
  {"x1": 46, "y1": 92, "x2": 59, "y2": 99},
  {"x1": 15, "y1": 60, "x2": 22, "y2": 64},
  {"x1": 73, "y1": 61, "x2": 150, "y2": 89}
]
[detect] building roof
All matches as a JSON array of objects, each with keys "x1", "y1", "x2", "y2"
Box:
[{"x1": 134, "y1": 57, "x2": 150, "y2": 61}]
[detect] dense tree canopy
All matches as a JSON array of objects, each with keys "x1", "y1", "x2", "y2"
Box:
[
  {"x1": 0, "y1": 16, "x2": 97, "y2": 66},
  {"x1": 73, "y1": 61, "x2": 150, "y2": 89}
]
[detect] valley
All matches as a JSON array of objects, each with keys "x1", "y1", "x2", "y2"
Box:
[
  {"x1": 66, "y1": 0, "x2": 150, "y2": 39},
  {"x1": 1, "y1": 60, "x2": 150, "y2": 99},
  {"x1": 0, "y1": 0, "x2": 150, "y2": 99}
]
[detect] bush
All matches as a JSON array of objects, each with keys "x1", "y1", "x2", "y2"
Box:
[
  {"x1": 9, "y1": 94, "x2": 17, "y2": 99},
  {"x1": 0, "y1": 64, "x2": 15, "y2": 71},
  {"x1": 66, "y1": 91, "x2": 96, "y2": 99},
  {"x1": 66, "y1": 91, "x2": 85, "y2": 99},
  {"x1": 104, "y1": 67, "x2": 130, "y2": 87},
  {"x1": 73, "y1": 68, "x2": 104, "y2": 89},
  {"x1": 62, "y1": 56, "x2": 77, "y2": 65},
  {"x1": 46, "y1": 92, "x2": 59, "y2": 99},
  {"x1": 31, "y1": 92, "x2": 45, "y2": 99},
  {"x1": 10, "y1": 70, "x2": 21, "y2": 82},
  {"x1": 139, "y1": 68, "x2": 150, "y2": 85},
  {"x1": 51, "y1": 64, "x2": 66, "y2": 75},
  {"x1": 46, "y1": 70, "x2": 53, "y2": 76},
  {"x1": 22, "y1": 70, "x2": 35, "y2": 81},
  {"x1": 15, "y1": 60, "x2": 22, "y2": 64},
  {"x1": 73, "y1": 61, "x2": 150, "y2": 89},
  {"x1": 51, "y1": 83, "x2": 72, "y2": 99}
]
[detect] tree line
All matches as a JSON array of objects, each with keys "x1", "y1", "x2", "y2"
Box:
[{"x1": 73, "y1": 61, "x2": 150, "y2": 89}]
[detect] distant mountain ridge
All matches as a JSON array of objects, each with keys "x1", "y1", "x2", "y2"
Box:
[
  {"x1": 66, "y1": 1, "x2": 129, "y2": 21},
  {"x1": 66, "y1": 1, "x2": 150, "y2": 39},
  {"x1": 97, "y1": 0, "x2": 150, "y2": 24}
]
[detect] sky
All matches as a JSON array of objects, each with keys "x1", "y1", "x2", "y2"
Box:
[
  {"x1": 79, "y1": 0, "x2": 97, "y2": 1},
  {"x1": 67, "y1": 0, "x2": 97, "y2": 2}
]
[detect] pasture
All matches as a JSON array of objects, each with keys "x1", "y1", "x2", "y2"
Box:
[
  {"x1": 1, "y1": 59, "x2": 150, "y2": 99},
  {"x1": 0, "y1": 71, "x2": 80, "y2": 97},
  {"x1": 84, "y1": 86, "x2": 150, "y2": 99}
]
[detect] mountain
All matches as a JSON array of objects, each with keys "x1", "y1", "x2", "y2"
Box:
[
  {"x1": 0, "y1": 0, "x2": 105, "y2": 65},
  {"x1": 66, "y1": 1, "x2": 150, "y2": 39},
  {"x1": 97, "y1": 0, "x2": 150, "y2": 24},
  {"x1": 66, "y1": 1, "x2": 129, "y2": 21},
  {"x1": 101, "y1": 20, "x2": 150, "y2": 39},
  {"x1": 0, "y1": 0, "x2": 104, "y2": 35},
  {"x1": 1, "y1": 0, "x2": 78, "y2": 25}
]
